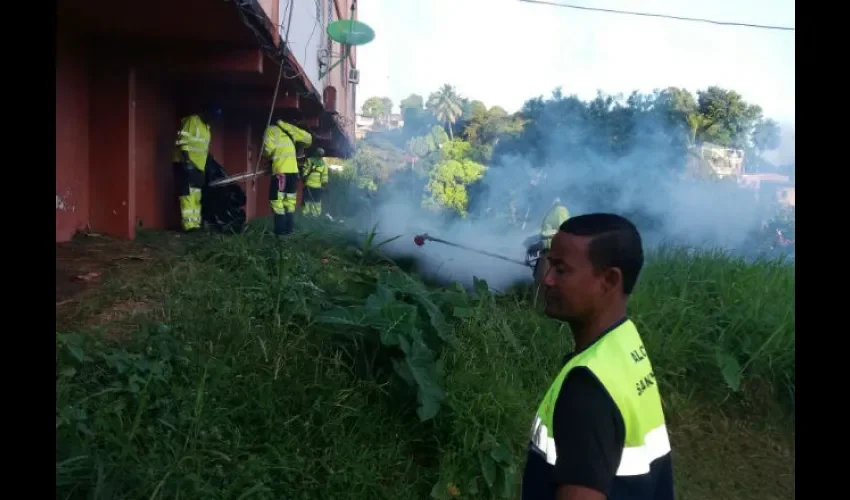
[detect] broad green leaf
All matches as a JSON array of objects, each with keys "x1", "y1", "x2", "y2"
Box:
[
  {"x1": 379, "y1": 268, "x2": 455, "y2": 341},
  {"x1": 500, "y1": 466, "x2": 518, "y2": 498},
  {"x1": 381, "y1": 268, "x2": 425, "y2": 293},
  {"x1": 380, "y1": 329, "x2": 401, "y2": 347},
  {"x1": 414, "y1": 295, "x2": 454, "y2": 342},
  {"x1": 314, "y1": 307, "x2": 366, "y2": 326},
  {"x1": 480, "y1": 453, "x2": 497, "y2": 487},
  {"x1": 436, "y1": 287, "x2": 469, "y2": 308},
  {"x1": 453, "y1": 306, "x2": 474, "y2": 318},
  {"x1": 716, "y1": 350, "x2": 742, "y2": 392},
  {"x1": 466, "y1": 477, "x2": 479, "y2": 495},
  {"x1": 378, "y1": 303, "x2": 417, "y2": 347},
  {"x1": 490, "y1": 441, "x2": 513, "y2": 464},
  {"x1": 430, "y1": 481, "x2": 441, "y2": 499},
  {"x1": 473, "y1": 276, "x2": 490, "y2": 300},
  {"x1": 66, "y1": 344, "x2": 92, "y2": 364},
  {"x1": 404, "y1": 339, "x2": 445, "y2": 421},
  {"x1": 364, "y1": 284, "x2": 395, "y2": 313},
  {"x1": 392, "y1": 359, "x2": 416, "y2": 386},
  {"x1": 435, "y1": 357, "x2": 446, "y2": 379},
  {"x1": 398, "y1": 335, "x2": 411, "y2": 354}
]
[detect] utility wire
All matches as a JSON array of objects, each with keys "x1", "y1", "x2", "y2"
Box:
[
  {"x1": 251, "y1": 0, "x2": 294, "y2": 180},
  {"x1": 518, "y1": 0, "x2": 795, "y2": 32}
]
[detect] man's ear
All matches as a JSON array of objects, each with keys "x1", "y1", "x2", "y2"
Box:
[{"x1": 602, "y1": 267, "x2": 622, "y2": 294}]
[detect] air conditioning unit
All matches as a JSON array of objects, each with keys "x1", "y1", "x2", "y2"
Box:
[{"x1": 348, "y1": 68, "x2": 360, "y2": 84}]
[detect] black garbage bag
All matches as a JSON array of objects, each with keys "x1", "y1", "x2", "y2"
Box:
[{"x1": 202, "y1": 156, "x2": 247, "y2": 233}]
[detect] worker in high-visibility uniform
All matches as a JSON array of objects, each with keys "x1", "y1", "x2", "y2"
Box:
[
  {"x1": 263, "y1": 119, "x2": 313, "y2": 235},
  {"x1": 172, "y1": 107, "x2": 221, "y2": 231},
  {"x1": 540, "y1": 197, "x2": 570, "y2": 250},
  {"x1": 302, "y1": 147, "x2": 328, "y2": 217},
  {"x1": 522, "y1": 213, "x2": 674, "y2": 500},
  {"x1": 531, "y1": 198, "x2": 570, "y2": 296}
]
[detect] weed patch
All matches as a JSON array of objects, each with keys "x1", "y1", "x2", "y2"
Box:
[{"x1": 56, "y1": 225, "x2": 794, "y2": 499}]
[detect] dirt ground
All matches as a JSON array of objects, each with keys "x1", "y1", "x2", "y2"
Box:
[{"x1": 56, "y1": 233, "x2": 166, "y2": 332}]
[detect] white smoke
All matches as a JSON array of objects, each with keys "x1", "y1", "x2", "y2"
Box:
[{"x1": 346, "y1": 97, "x2": 791, "y2": 291}]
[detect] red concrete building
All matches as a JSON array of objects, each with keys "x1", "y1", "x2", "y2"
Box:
[{"x1": 56, "y1": 0, "x2": 360, "y2": 242}]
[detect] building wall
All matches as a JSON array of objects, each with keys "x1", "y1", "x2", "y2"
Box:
[
  {"x1": 56, "y1": 28, "x2": 91, "y2": 242},
  {"x1": 779, "y1": 187, "x2": 795, "y2": 207},
  {"x1": 257, "y1": 0, "x2": 276, "y2": 21},
  {"x1": 283, "y1": 0, "x2": 325, "y2": 91},
  {"x1": 272, "y1": 0, "x2": 359, "y2": 142},
  {"x1": 88, "y1": 57, "x2": 137, "y2": 240},
  {"x1": 324, "y1": 0, "x2": 358, "y2": 141},
  {"x1": 135, "y1": 72, "x2": 179, "y2": 231},
  {"x1": 698, "y1": 143, "x2": 745, "y2": 178}
]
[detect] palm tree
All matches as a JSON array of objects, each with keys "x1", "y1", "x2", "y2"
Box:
[{"x1": 426, "y1": 84, "x2": 463, "y2": 140}]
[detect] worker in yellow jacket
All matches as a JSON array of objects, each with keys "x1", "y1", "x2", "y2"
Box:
[
  {"x1": 263, "y1": 119, "x2": 313, "y2": 235},
  {"x1": 530, "y1": 197, "x2": 570, "y2": 303},
  {"x1": 302, "y1": 147, "x2": 329, "y2": 217},
  {"x1": 540, "y1": 197, "x2": 570, "y2": 250},
  {"x1": 172, "y1": 106, "x2": 221, "y2": 231}
]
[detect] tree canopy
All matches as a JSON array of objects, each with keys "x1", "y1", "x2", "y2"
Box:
[{"x1": 348, "y1": 83, "x2": 788, "y2": 224}]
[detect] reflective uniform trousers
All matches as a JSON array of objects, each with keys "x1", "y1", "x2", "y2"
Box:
[
  {"x1": 269, "y1": 173, "x2": 299, "y2": 235},
  {"x1": 303, "y1": 186, "x2": 324, "y2": 217},
  {"x1": 174, "y1": 162, "x2": 205, "y2": 231}
]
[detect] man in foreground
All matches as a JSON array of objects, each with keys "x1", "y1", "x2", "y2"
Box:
[{"x1": 522, "y1": 213, "x2": 674, "y2": 500}]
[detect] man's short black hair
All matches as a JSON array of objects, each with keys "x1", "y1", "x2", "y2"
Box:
[{"x1": 559, "y1": 213, "x2": 644, "y2": 295}]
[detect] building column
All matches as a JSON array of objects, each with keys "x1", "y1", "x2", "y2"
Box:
[
  {"x1": 221, "y1": 122, "x2": 256, "y2": 220},
  {"x1": 88, "y1": 61, "x2": 137, "y2": 240}
]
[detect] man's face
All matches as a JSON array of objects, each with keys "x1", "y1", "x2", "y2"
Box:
[{"x1": 542, "y1": 232, "x2": 605, "y2": 321}]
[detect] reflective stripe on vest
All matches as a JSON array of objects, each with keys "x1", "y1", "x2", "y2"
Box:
[
  {"x1": 304, "y1": 159, "x2": 326, "y2": 188},
  {"x1": 529, "y1": 319, "x2": 670, "y2": 477}
]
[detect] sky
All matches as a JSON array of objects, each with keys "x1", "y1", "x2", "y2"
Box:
[{"x1": 354, "y1": 0, "x2": 795, "y2": 129}]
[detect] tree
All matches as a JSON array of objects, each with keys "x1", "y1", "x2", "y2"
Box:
[
  {"x1": 462, "y1": 104, "x2": 524, "y2": 163},
  {"x1": 423, "y1": 157, "x2": 487, "y2": 216},
  {"x1": 652, "y1": 87, "x2": 698, "y2": 145},
  {"x1": 694, "y1": 86, "x2": 762, "y2": 148},
  {"x1": 400, "y1": 94, "x2": 434, "y2": 137},
  {"x1": 426, "y1": 84, "x2": 464, "y2": 139},
  {"x1": 400, "y1": 94, "x2": 424, "y2": 112},
  {"x1": 350, "y1": 148, "x2": 382, "y2": 192},
  {"x1": 751, "y1": 118, "x2": 781, "y2": 156},
  {"x1": 361, "y1": 97, "x2": 394, "y2": 127}
]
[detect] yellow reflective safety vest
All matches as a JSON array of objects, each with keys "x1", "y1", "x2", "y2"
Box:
[
  {"x1": 540, "y1": 204, "x2": 569, "y2": 249},
  {"x1": 303, "y1": 156, "x2": 328, "y2": 189},
  {"x1": 173, "y1": 115, "x2": 211, "y2": 171},
  {"x1": 529, "y1": 319, "x2": 671, "y2": 490},
  {"x1": 263, "y1": 120, "x2": 313, "y2": 175}
]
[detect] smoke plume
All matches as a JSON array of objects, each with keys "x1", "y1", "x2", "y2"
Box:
[{"x1": 346, "y1": 98, "x2": 793, "y2": 291}]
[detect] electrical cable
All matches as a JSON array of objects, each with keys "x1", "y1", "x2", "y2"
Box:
[
  {"x1": 234, "y1": 1, "x2": 323, "y2": 100},
  {"x1": 518, "y1": 0, "x2": 795, "y2": 32},
  {"x1": 232, "y1": 0, "x2": 358, "y2": 157},
  {"x1": 249, "y1": 0, "x2": 295, "y2": 183}
]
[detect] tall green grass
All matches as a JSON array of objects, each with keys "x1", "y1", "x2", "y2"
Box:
[{"x1": 56, "y1": 223, "x2": 794, "y2": 499}]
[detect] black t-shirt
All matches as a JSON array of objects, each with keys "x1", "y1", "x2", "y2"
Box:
[
  {"x1": 521, "y1": 324, "x2": 675, "y2": 499},
  {"x1": 522, "y1": 365, "x2": 625, "y2": 499}
]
